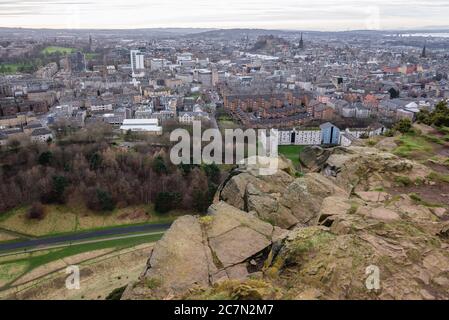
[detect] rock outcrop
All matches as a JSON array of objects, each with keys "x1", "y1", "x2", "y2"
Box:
[
  {"x1": 321, "y1": 146, "x2": 431, "y2": 192},
  {"x1": 122, "y1": 202, "x2": 287, "y2": 300},
  {"x1": 218, "y1": 157, "x2": 348, "y2": 229},
  {"x1": 123, "y1": 146, "x2": 449, "y2": 300}
]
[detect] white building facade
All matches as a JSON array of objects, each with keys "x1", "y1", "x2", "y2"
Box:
[
  {"x1": 130, "y1": 50, "x2": 145, "y2": 72},
  {"x1": 279, "y1": 128, "x2": 322, "y2": 145}
]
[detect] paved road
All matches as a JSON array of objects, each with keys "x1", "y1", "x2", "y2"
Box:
[{"x1": 0, "y1": 222, "x2": 171, "y2": 253}]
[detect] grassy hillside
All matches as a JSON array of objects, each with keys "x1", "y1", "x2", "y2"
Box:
[
  {"x1": 278, "y1": 145, "x2": 305, "y2": 167},
  {"x1": 0, "y1": 233, "x2": 162, "y2": 296},
  {"x1": 0, "y1": 204, "x2": 183, "y2": 238}
]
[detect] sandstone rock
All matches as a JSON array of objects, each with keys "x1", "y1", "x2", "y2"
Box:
[
  {"x1": 432, "y1": 207, "x2": 448, "y2": 219},
  {"x1": 321, "y1": 146, "x2": 431, "y2": 192},
  {"x1": 209, "y1": 226, "x2": 271, "y2": 267},
  {"x1": 225, "y1": 263, "x2": 249, "y2": 280},
  {"x1": 211, "y1": 270, "x2": 229, "y2": 284},
  {"x1": 207, "y1": 201, "x2": 273, "y2": 238},
  {"x1": 318, "y1": 196, "x2": 352, "y2": 223},
  {"x1": 356, "y1": 191, "x2": 390, "y2": 203},
  {"x1": 364, "y1": 207, "x2": 401, "y2": 221},
  {"x1": 242, "y1": 155, "x2": 295, "y2": 176},
  {"x1": 123, "y1": 202, "x2": 283, "y2": 299},
  {"x1": 120, "y1": 217, "x2": 213, "y2": 300},
  {"x1": 299, "y1": 146, "x2": 336, "y2": 171},
  {"x1": 217, "y1": 160, "x2": 347, "y2": 228}
]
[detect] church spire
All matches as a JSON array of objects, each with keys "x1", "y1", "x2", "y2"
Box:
[
  {"x1": 421, "y1": 43, "x2": 427, "y2": 58},
  {"x1": 299, "y1": 32, "x2": 304, "y2": 49}
]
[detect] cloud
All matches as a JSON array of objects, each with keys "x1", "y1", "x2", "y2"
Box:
[{"x1": 0, "y1": 0, "x2": 448, "y2": 30}]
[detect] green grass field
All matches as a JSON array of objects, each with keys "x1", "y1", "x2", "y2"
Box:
[
  {"x1": 394, "y1": 132, "x2": 434, "y2": 159},
  {"x1": 278, "y1": 145, "x2": 305, "y2": 167},
  {"x1": 41, "y1": 46, "x2": 76, "y2": 55},
  {"x1": 0, "y1": 63, "x2": 35, "y2": 74},
  {"x1": 85, "y1": 53, "x2": 98, "y2": 60}
]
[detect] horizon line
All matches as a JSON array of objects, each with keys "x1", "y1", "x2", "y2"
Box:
[{"x1": 1, "y1": 26, "x2": 449, "y2": 33}]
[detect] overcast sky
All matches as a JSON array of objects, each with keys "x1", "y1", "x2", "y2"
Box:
[{"x1": 0, "y1": 0, "x2": 448, "y2": 30}]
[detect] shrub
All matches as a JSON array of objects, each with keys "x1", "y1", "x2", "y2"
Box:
[
  {"x1": 416, "y1": 100, "x2": 449, "y2": 127},
  {"x1": 383, "y1": 129, "x2": 395, "y2": 137},
  {"x1": 394, "y1": 119, "x2": 412, "y2": 134},
  {"x1": 27, "y1": 202, "x2": 46, "y2": 220},
  {"x1": 409, "y1": 193, "x2": 422, "y2": 202},
  {"x1": 394, "y1": 176, "x2": 412, "y2": 187},
  {"x1": 145, "y1": 277, "x2": 162, "y2": 289},
  {"x1": 199, "y1": 215, "x2": 214, "y2": 226}
]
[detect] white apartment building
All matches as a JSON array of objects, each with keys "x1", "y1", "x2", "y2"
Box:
[
  {"x1": 89, "y1": 104, "x2": 113, "y2": 112},
  {"x1": 130, "y1": 50, "x2": 145, "y2": 72},
  {"x1": 279, "y1": 128, "x2": 322, "y2": 145}
]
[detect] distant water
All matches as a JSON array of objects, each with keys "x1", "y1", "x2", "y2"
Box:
[{"x1": 388, "y1": 33, "x2": 449, "y2": 38}]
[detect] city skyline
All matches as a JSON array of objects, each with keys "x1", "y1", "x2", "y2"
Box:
[{"x1": 0, "y1": 0, "x2": 449, "y2": 31}]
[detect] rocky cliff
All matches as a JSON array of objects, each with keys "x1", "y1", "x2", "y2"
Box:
[{"x1": 122, "y1": 145, "x2": 449, "y2": 300}]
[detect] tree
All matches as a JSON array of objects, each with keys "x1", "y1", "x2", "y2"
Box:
[
  {"x1": 416, "y1": 109, "x2": 432, "y2": 125},
  {"x1": 431, "y1": 101, "x2": 449, "y2": 127},
  {"x1": 38, "y1": 151, "x2": 53, "y2": 166},
  {"x1": 42, "y1": 175, "x2": 69, "y2": 204},
  {"x1": 96, "y1": 189, "x2": 115, "y2": 211},
  {"x1": 416, "y1": 101, "x2": 449, "y2": 127},
  {"x1": 389, "y1": 88, "x2": 399, "y2": 99},
  {"x1": 192, "y1": 183, "x2": 217, "y2": 213},
  {"x1": 192, "y1": 189, "x2": 209, "y2": 213},
  {"x1": 152, "y1": 156, "x2": 168, "y2": 174},
  {"x1": 124, "y1": 129, "x2": 136, "y2": 142},
  {"x1": 154, "y1": 192, "x2": 181, "y2": 213},
  {"x1": 88, "y1": 152, "x2": 102, "y2": 170}
]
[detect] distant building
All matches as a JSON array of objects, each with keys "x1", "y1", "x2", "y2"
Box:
[
  {"x1": 130, "y1": 50, "x2": 145, "y2": 73},
  {"x1": 89, "y1": 104, "x2": 113, "y2": 112},
  {"x1": 320, "y1": 122, "x2": 340, "y2": 145},
  {"x1": 150, "y1": 58, "x2": 167, "y2": 71},
  {"x1": 31, "y1": 128, "x2": 53, "y2": 142},
  {"x1": 120, "y1": 118, "x2": 162, "y2": 135},
  {"x1": 0, "y1": 132, "x2": 7, "y2": 146},
  {"x1": 279, "y1": 127, "x2": 321, "y2": 145},
  {"x1": 299, "y1": 33, "x2": 304, "y2": 49},
  {"x1": 178, "y1": 111, "x2": 210, "y2": 123},
  {"x1": 69, "y1": 52, "x2": 86, "y2": 73},
  {"x1": 35, "y1": 62, "x2": 58, "y2": 79}
]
